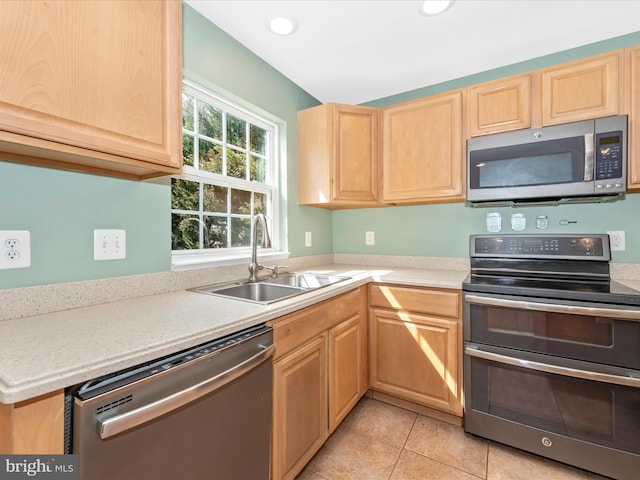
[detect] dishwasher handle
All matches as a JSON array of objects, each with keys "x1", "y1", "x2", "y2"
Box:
[{"x1": 99, "y1": 343, "x2": 275, "y2": 440}]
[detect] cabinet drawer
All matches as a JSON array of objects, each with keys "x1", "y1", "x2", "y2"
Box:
[
  {"x1": 268, "y1": 289, "x2": 361, "y2": 360},
  {"x1": 369, "y1": 284, "x2": 460, "y2": 318}
]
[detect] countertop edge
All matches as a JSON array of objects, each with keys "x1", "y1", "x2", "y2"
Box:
[{"x1": 0, "y1": 264, "x2": 468, "y2": 404}]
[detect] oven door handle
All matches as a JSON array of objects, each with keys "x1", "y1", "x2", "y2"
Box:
[
  {"x1": 465, "y1": 345, "x2": 640, "y2": 388},
  {"x1": 465, "y1": 294, "x2": 640, "y2": 321},
  {"x1": 98, "y1": 343, "x2": 275, "y2": 440}
]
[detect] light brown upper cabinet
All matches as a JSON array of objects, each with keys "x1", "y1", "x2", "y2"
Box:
[
  {"x1": 0, "y1": 0, "x2": 182, "y2": 180},
  {"x1": 298, "y1": 103, "x2": 380, "y2": 208},
  {"x1": 468, "y1": 74, "x2": 532, "y2": 136},
  {"x1": 541, "y1": 51, "x2": 622, "y2": 126},
  {"x1": 382, "y1": 91, "x2": 464, "y2": 204},
  {"x1": 627, "y1": 45, "x2": 640, "y2": 191}
]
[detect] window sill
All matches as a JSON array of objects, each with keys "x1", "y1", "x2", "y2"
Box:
[{"x1": 171, "y1": 249, "x2": 290, "y2": 271}]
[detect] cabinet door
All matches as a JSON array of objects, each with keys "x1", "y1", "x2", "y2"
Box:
[
  {"x1": 369, "y1": 308, "x2": 461, "y2": 415},
  {"x1": 328, "y1": 313, "x2": 362, "y2": 433},
  {"x1": 272, "y1": 336, "x2": 328, "y2": 480},
  {"x1": 0, "y1": 0, "x2": 182, "y2": 180},
  {"x1": 541, "y1": 52, "x2": 621, "y2": 126},
  {"x1": 382, "y1": 91, "x2": 464, "y2": 204},
  {"x1": 468, "y1": 74, "x2": 531, "y2": 136},
  {"x1": 298, "y1": 104, "x2": 379, "y2": 208},
  {"x1": 0, "y1": 390, "x2": 64, "y2": 454},
  {"x1": 627, "y1": 46, "x2": 640, "y2": 190}
]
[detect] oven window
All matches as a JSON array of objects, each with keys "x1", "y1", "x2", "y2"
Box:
[
  {"x1": 467, "y1": 303, "x2": 640, "y2": 370},
  {"x1": 486, "y1": 308, "x2": 612, "y2": 346},
  {"x1": 470, "y1": 357, "x2": 640, "y2": 454}
]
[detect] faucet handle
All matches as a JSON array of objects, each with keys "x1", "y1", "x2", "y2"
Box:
[{"x1": 264, "y1": 265, "x2": 286, "y2": 278}]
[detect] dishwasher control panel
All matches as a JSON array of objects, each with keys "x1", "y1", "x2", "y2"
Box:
[{"x1": 74, "y1": 324, "x2": 271, "y2": 401}]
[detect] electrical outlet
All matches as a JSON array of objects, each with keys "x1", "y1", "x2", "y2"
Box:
[
  {"x1": 607, "y1": 231, "x2": 626, "y2": 251},
  {"x1": 0, "y1": 230, "x2": 31, "y2": 269},
  {"x1": 94, "y1": 229, "x2": 126, "y2": 260},
  {"x1": 365, "y1": 231, "x2": 375, "y2": 246},
  {"x1": 305, "y1": 231, "x2": 312, "y2": 247}
]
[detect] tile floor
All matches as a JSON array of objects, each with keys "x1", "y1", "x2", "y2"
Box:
[{"x1": 296, "y1": 397, "x2": 609, "y2": 480}]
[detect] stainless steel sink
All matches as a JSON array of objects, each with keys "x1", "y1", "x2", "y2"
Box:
[
  {"x1": 190, "y1": 272, "x2": 350, "y2": 304},
  {"x1": 262, "y1": 273, "x2": 348, "y2": 289}
]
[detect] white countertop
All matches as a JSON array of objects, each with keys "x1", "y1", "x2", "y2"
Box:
[{"x1": 0, "y1": 264, "x2": 468, "y2": 403}]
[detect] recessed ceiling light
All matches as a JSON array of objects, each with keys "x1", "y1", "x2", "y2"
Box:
[
  {"x1": 266, "y1": 13, "x2": 298, "y2": 36},
  {"x1": 417, "y1": 0, "x2": 455, "y2": 16}
]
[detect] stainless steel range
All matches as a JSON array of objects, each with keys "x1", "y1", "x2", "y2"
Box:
[{"x1": 463, "y1": 234, "x2": 640, "y2": 480}]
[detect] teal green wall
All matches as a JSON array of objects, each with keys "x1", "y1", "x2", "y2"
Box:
[
  {"x1": 0, "y1": 163, "x2": 170, "y2": 289},
  {"x1": 181, "y1": 5, "x2": 330, "y2": 258},
  {"x1": 333, "y1": 194, "x2": 640, "y2": 263},
  {"x1": 336, "y1": 31, "x2": 640, "y2": 264},
  {"x1": 1, "y1": 9, "x2": 639, "y2": 290},
  {"x1": 0, "y1": 4, "x2": 328, "y2": 290}
]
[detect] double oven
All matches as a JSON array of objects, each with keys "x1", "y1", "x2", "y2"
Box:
[{"x1": 463, "y1": 234, "x2": 640, "y2": 480}]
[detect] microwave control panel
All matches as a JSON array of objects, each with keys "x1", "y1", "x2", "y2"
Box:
[{"x1": 594, "y1": 130, "x2": 623, "y2": 186}]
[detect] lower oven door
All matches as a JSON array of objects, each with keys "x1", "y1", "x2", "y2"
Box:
[{"x1": 464, "y1": 343, "x2": 640, "y2": 480}]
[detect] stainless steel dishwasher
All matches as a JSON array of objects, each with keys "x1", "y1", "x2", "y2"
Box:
[{"x1": 68, "y1": 324, "x2": 274, "y2": 480}]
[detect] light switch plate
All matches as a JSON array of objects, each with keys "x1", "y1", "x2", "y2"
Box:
[
  {"x1": 94, "y1": 229, "x2": 126, "y2": 260},
  {"x1": 365, "y1": 231, "x2": 375, "y2": 246}
]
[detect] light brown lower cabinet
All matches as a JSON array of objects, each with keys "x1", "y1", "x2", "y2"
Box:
[
  {"x1": 369, "y1": 284, "x2": 462, "y2": 417},
  {"x1": 269, "y1": 287, "x2": 367, "y2": 480},
  {"x1": 0, "y1": 390, "x2": 64, "y2": 454},
  {"x1": 272, "y1": 336, "x2": 328, "y2": 480}
]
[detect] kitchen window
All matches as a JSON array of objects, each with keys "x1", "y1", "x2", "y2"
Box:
[{"x1": 171, "y1": 81, "x2": 282, "y2": 269}]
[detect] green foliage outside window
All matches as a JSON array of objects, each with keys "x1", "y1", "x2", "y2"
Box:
[{"x1": 171, "y1": 86, "x2": 274, "y2": 252}]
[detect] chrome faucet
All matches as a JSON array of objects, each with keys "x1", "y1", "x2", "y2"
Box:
[{"x1": 248, "y1": 214, "x2": 272, "y2": 282}]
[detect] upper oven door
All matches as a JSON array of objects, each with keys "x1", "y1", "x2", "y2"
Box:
[{"x1": 464, "y1": 292, "x2": 640, "y2": 370}]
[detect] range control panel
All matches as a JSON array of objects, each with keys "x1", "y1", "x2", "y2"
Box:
[{"x1": 470, "y1": 234, "x2": 610, "y2": 260}]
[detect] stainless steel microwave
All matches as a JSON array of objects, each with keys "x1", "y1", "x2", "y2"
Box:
[{"x1": 466, "y1": 115, "x2": 627, "y2": 205}]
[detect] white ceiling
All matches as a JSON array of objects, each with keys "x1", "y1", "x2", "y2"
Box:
[{"x1": 185, "y1": 0, "x2": 640, "y2": 105}]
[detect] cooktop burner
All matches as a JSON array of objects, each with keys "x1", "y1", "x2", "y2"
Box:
[{"x1": 464, "y1": 234, "x2": 640, "y2": 306}]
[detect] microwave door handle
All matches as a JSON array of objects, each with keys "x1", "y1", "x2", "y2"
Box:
[{"x1": 584, "y1": 132, "x2": 594, "y2": 181}]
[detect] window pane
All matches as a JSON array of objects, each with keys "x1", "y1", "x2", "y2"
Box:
[
  {"x1": 227, "y1": 114, "x2": 246, "y2": 148},
  {"x1": 171, "y1": 178, "x2": 199, "y2": 211},
  {"x1": 199, "y1": 102, "x2": 222, "y2": 140},
  {"x1": 231, "y1": 189, "x2": 251, "y2": 214},
  {"x1": 173, "y1": 82, "x2": 276, "y2": 255},
  {"x1": 172, "y1": 214, "x2": 200, "y2": 250},
  {"x1": 227, "y1": 148, "x2": 246, "y2": 179},
  {"x1": 183, "y1": 135, "x2": 194, "y2": 167},
  {"x1": 250, "y1": 155, "x2": 266, "y2": 182},
  {"x1": 254, "y1": 192, "x2": 266, "y2": 215},
  {"x1": 205, "y1": 216, "x2": 228, "y2": 248},
  {"x1": 250, "y1": 124, "x2": 267, "y2": 155},
  {"x1": 231, "y1": 217, "x2": 251, "y2": 247},
  {"x1": 182, "y1": 94, "x2": 194, "y2": 131},
  {"x1": 203, "y1": 184, "x2": 228, "y2": 213},
  {"x1": 198, "y1": 139, "x2": 222, "y2": 174}
]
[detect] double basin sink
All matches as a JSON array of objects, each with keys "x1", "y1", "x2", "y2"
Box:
[{"x1": 190, "y1": 272, "x2": 350, "y2": 304}]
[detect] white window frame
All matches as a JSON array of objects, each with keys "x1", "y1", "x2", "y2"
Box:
[{"x1": 171, "y1": 80, "x2": 287, "y2": 271}]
